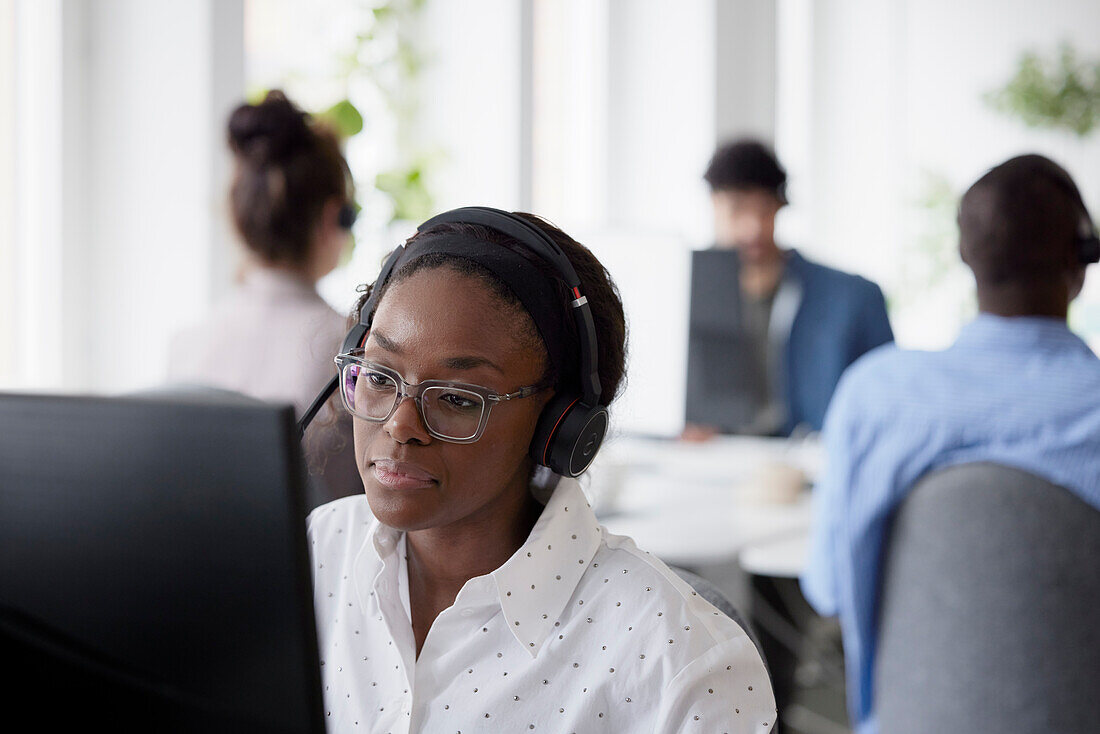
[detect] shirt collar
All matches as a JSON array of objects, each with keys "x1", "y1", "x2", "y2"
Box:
[
  {"x1": 358, "y1": 478, "x2": 602, "y2": 659},
  {"x1": 955, "y1": 313, "x2": 1088, "y2": 351},
  {"x1": 492, "y1": 478, "x2": 602, "y2": 658}
]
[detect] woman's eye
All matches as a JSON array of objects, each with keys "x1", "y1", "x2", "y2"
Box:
[
  {"x1": 365, "y1": 371, "x2": 394, "y2": 389},
  {"x1": 440, "y1": 392, "x2": 478, "y2": 410}
]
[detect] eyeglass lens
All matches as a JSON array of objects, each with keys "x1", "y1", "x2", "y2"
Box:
[{"x1": 342, "y1": 363, "x2": 486, "y2": 440}]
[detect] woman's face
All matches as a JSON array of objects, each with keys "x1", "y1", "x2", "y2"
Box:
[{"x1": 354, "y1": 266, "x2": 551, "y2": 531}]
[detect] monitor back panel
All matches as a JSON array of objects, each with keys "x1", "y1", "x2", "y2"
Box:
[
  {"x1": 0, "y1": 393, "x2": 324, "y2": 733},
  {"x1": 685, "y1": 249, "x2": 757, "y2": 431}
]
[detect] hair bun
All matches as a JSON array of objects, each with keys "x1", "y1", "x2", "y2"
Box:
[{"x1": 227, "y1": 90, "x2": 311, "y2": 162}]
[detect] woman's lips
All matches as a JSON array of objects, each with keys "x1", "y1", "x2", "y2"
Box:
[{"x1": 371, "y1": 459, "x2": 437, "y2": 490}]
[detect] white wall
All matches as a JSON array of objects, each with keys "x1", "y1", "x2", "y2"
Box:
[
  {"x1": 0, "y1": 0, "x2": 13, "y2": 383},
  {"x1": 5, "y1": 0, "x2": 243, "y2": 394},
  {"x1": 83, "y1": 0, "x2": 243, "y2": 392},
  {"x1": 715, "y1": 0, "x2": 776, "y2": 144},
  {"x1": 417, "y1": 0, "x2": 524, "y2": 213},
  {"x1": 9, "y1": 0, "x2": 67, "y2": 391},
  {"x1": 605, "y1": 0, "x2": 717, "y2": 242}
]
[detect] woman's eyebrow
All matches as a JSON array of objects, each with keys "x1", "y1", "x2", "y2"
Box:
[
  {"x1": 372, "y1": 331, "x2": 504, "y2": 374},
  {"x1": 442, "y1": 355, "x2": 504, "y2": 374},
  {"x1": 372, "y1": 332, "x2": 402, "y2": 354}
]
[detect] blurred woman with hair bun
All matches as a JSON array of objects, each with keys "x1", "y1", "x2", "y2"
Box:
[{"x1": 169, "y1": 90, "x2": 362, "y2": 509}]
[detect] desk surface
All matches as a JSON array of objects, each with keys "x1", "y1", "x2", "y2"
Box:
[
  {"x1": 588, "y1": 434, "x2": 819, "y2": 570},
  {"x1": 738, "y1": 532, "x2": 810, "y2": 579}
]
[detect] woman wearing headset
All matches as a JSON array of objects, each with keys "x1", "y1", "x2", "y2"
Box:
[{"x1": 306, "y1": 209, "x2": 776, "y2": 732}]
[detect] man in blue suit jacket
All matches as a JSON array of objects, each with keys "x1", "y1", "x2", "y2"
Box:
[{"x1": 684, "y1": 140, "x2": 893, "y2": 438}]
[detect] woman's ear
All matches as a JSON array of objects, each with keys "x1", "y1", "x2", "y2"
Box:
[{"x1": 312, "y1": 197, "x2": 350, "y2": 278}]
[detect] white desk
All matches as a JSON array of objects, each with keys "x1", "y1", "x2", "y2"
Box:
[
  {"x1": 587, "y1": 434, "x2": 820, "y2": 573},
  {"x1": 738, "y1": 533, "x2": 810, "y2": 579}
]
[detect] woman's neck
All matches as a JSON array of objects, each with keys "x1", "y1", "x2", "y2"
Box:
[
  {"x1": 408, "y1": 493, "x2": 539, "y2": 586},
  {"x1": 404, "y1": 480, "x2": 542, "y2": 656},
  {"x1": 239, "y1": 254, "x2": 321, "y2": 286}
]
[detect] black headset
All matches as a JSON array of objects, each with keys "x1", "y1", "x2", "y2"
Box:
[
  {"x1": 298, "y1": 206, "x2": 608, "y2": 478},
  {"x1": 1075, "y1": 214, "x2": 1100, "y2": 265},
  {"x1": 337, "y1": 202, "x2": 358, "y2": 230},
  {"x1": 1031, "y1": 162, "x2": 1100, "y2": 265}
]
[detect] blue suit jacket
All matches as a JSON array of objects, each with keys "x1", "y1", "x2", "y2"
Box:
[
  {"x1": 686, "y1": 248, "x2": 894, "y2": 436},
  {"x1": 780, "y1": 250, "x2": 894, "y2": 434}
]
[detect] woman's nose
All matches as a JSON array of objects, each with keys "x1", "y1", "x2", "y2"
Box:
[{"x1": 383, "y1": 393, "x2": 432, "y2": 444}]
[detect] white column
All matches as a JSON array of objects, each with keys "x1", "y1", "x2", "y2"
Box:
[
  {"x1": 0, "y1": 1, "x2": 14, "y2": 384},
  {"x1": 12, "y1": 0, "x2": 66, "y2": 391},
  {"x1": 417, "y1": 0, "x2": 524, "y2": 212},
  {"x1": 715, "y1": 0, "x2": 777, "y2": 143}
]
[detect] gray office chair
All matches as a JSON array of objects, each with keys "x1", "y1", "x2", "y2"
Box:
[{"x1": 875, "y1": 463, "x2": 1100, "y2": 734}]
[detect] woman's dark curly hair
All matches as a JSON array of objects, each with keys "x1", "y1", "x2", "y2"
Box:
[{"x1": 351, "y1": 213, "x2": 627, "y2": 407}]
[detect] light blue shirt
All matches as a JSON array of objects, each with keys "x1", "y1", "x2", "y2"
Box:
[{"x1": 800, "y1": 314, "x2": 1100, "y2": 734}]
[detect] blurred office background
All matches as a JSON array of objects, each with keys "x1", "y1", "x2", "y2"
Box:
[
  {"x1": 5, "y1": 3, "x2": 1100, "y2": 732},
  {"x1": 2, "y1": 0, "x2": 1100, "y2": 432}
]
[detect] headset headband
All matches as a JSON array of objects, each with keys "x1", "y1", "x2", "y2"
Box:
[
  {"x1": 420, "y1": 207, "x2": 581, "y2": 288},
  {"x1": 379, "y1": 233, "x2": 570, "y2": 375}
]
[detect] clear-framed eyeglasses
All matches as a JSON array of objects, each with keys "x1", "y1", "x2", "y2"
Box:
[{"x1": 333, "y1": 350, "x2": 545, "y2": 444}]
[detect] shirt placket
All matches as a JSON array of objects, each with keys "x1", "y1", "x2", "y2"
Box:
[
  {"x1": 369, "y1": 534, "x2": 416, "y2": 734},
  {"x1": 408, "y1": 575, "x2": 501, "y2": 731}
]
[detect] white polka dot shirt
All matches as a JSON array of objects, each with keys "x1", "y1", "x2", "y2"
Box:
[{"x1": 307, "y1": 478, "x2": 777, "y2": 733}]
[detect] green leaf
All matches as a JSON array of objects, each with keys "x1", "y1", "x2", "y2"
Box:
[
  {"x1": 244, "y1": 86, "x2": 269, "y2": 105},
  {"x1": 318, "y1": 99, "x2": 365, "y2": 138},
  {"x1": 985, "y1": 42, "x2": 1100, "y2": 138},
  {"x1": 375, "y1": 165, "x2": 433, "y2": 223}
]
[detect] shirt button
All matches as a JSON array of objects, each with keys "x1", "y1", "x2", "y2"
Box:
[{"x1": 460, "y1": 608, "x2": 475, "y2": 617}]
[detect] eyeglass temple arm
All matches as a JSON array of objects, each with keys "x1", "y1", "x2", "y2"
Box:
[{"x1": 297, "y1": 374, "x2": 339, "y2": 440}]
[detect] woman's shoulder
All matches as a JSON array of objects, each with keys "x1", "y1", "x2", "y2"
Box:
[
  {"x1": 575, "y1": 529, "x2": 775, "y2": 725},
  {"x1": 589, "y1": 528, "x2": 755, "y2": 648}
]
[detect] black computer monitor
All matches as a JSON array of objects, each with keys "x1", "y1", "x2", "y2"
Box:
[
  {"x1": 684, "y1": 249, "x2": 759, "y2": 432},
  {"x1": 0, "y1": 392, "x2": 325, "y2": 733}
]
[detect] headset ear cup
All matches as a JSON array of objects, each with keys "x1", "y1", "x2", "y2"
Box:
[
  {"x1": 530, "y1": 393, "x2": 608, "y2": 478},
  {"x1": 1079, "y1": 234, "x2": 1100, "y2": 265}
]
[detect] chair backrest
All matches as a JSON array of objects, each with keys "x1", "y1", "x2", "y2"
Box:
[{"x1": 875, "y1": 463, "x2": 1100, "y2": 734}]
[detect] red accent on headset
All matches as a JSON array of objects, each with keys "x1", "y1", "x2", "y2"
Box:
[
  {"x1": 542, "y1": 397, "x2": 580, "y2": 466},
  {"x1": 572, "y1": 287, "x2": 581, "y2": 299}
]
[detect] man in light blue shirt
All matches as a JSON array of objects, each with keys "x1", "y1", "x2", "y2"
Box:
[{"x1": 800, "y1": 154, "x2": 1100, "y2": 734}]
